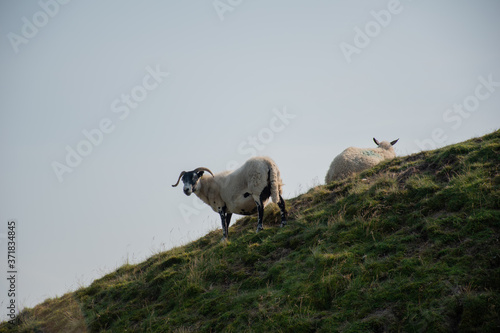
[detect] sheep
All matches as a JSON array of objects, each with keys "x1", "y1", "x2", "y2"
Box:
[
  {"x1": 325, "y1": 138, "x2": 399, "y2": 183},
  {"x1": 172, "y1": 156, "x2": 287, "y2": 239}
]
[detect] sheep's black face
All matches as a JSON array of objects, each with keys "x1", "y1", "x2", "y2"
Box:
[{"x1": 181, "y1": 171, "x2": 204, "y2": 196}]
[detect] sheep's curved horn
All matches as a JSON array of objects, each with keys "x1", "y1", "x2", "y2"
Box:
[
  {"x1": 373, "y1": 138, "x2": 380, "y2": 146},
  {"x1": 193, "y1": 167, "x2": 214, "y2": 177},
  {"x1": 172, "y1": 171, "x2": 186, "y2": 187},
  {"x1": 391, "y1": 139, "x2": 399, "y2": 146}
]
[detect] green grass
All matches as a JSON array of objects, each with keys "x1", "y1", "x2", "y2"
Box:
[{"x1": 3, "y1": 130, "x2": 500, "y2": 332}]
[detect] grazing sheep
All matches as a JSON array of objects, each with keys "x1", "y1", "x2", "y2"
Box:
[
  {"x1": 325, "y1": 138, "x2": 399, "y2": 183},
  {"x1": 172, "y1": 156, "x2": 287, "y2": 239}
]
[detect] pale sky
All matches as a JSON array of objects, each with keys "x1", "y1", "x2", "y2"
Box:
[{"x1": 1, "y1": 0, "x2": 499, "y2": 315}]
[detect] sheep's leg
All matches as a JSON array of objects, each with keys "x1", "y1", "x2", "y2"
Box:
[
  {"x1": 254, "y1": 199, "x2": 264, "y2": 233},
  {"x1": 278, "y1": 195, "x2": 287, "y2": 227},
  {"x1": 219, "y1": 208, "x2": 229, "y2": 239},
  {"x1": 225, "y1": 213, "x2": 232, "y2": 236}
]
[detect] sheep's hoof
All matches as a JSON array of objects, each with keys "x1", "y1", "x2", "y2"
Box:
[
  {"x1": 280, "y1": 221, "x2": 287, "y2": 228},
  {"x1": 256, "y1": 226, "x2": 263, "y2": 233}
]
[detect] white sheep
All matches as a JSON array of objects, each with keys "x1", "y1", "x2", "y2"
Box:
[
  {"x1": 325, "y1": 138, "x2": 399, "y2": 183},
  {"x1": 172, "y1": 156, "x2": 287, "y2": 239}
]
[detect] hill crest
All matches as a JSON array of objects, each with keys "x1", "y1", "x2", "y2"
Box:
[{"x1": 3, "y1": 130, "x2": 500, "y2": 332}]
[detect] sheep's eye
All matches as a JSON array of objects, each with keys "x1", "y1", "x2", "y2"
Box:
[{"x1": 182, "y1": 172, "x2": 198, "y2": 185}]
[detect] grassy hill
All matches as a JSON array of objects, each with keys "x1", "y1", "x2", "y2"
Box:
[{"x1": 3, "y1": 130, "x2": 500, "y2": 332}]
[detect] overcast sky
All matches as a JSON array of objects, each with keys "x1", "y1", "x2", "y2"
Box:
[{"x1": 1, "y1": 0, "x2": 499, "y2": 315}]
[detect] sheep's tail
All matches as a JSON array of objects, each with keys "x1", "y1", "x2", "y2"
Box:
[{"x1": 268, "y1": 161, "x2": 282, "y2": 204}]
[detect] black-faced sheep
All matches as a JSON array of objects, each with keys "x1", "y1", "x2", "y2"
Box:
[
  {"x1": 172, "y1": 156, "x2": 287, "y2": 239},
  {"x1": 325, "y1": 138, "x2": 399, "y2": 183}
]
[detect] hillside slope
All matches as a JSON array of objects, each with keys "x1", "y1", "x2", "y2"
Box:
[{"x1": 4, "y1": 130, "x2": 500, "y2": 332}]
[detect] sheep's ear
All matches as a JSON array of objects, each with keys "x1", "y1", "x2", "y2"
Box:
[
  {"x1": 390, "y1": 139, "x2": 399, "y2": 146},
  {"x1": 373, "y1": 138, "x2": 380, "y2": 146}
]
